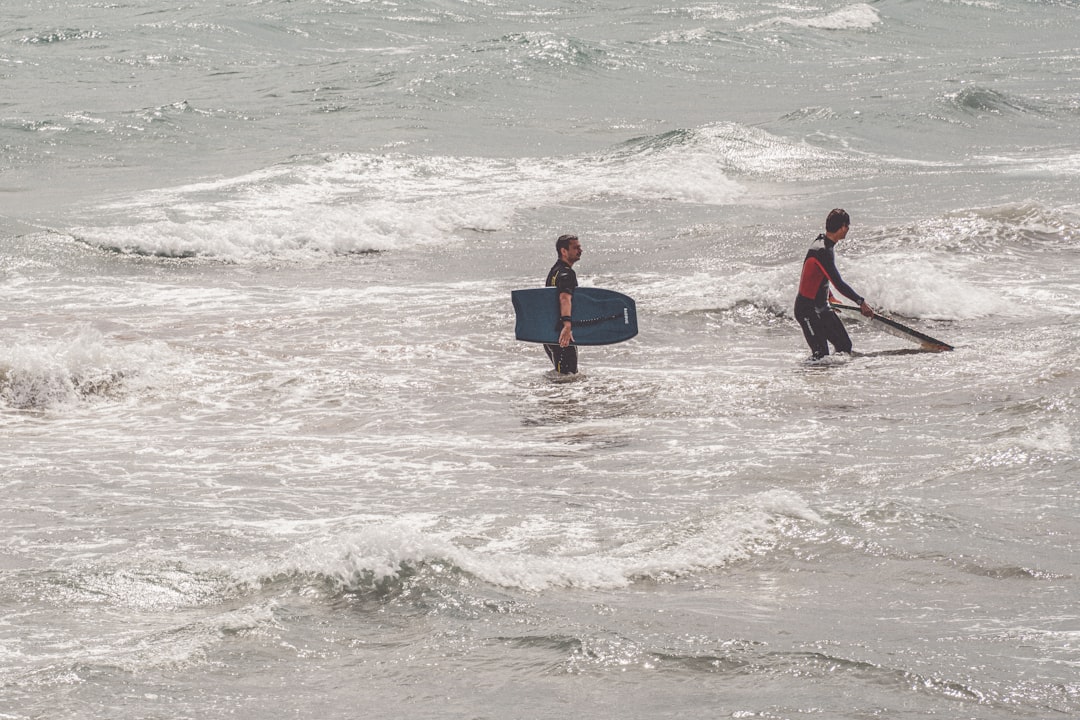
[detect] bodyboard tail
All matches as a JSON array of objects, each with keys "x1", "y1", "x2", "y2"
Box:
[{"x1": 830, "y1": 303, "x2": 953, "y2": 352}]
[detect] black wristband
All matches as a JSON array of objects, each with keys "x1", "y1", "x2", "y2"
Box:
[{"x1": 560, "y1": 316, "x2": 572, "y2": 324}]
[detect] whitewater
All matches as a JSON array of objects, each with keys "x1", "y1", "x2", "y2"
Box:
[{"x1": 2, "y1": 1, "x2": 1078, "y2": 718}]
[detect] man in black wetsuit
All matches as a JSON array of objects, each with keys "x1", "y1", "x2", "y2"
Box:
[
  {"x1": 794, "y1": 209, "x2": 874, "y2": 359},
  {"x1": 544, "y1": 234, "x2": 582, "y2": 374}
]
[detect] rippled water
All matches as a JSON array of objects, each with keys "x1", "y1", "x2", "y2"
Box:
[{"x1": 2, "y1": 1, "x2": 1079, "y2": 718}]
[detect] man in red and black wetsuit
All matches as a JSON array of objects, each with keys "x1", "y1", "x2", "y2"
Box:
[{"x1": 794, "y1": 209, "x2": 874, "y2": 359}]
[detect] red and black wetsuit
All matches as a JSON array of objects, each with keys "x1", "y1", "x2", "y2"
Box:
[
  {"x1": 794, "y1": 234, "x2": 864, "y2": 359},
  {"x1": 544, "y1": 259, "x2": 578, "y2": 374}
]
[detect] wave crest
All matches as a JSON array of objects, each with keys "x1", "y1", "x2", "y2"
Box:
[
  {"x1": 944, "y1": 86, "x2": 1047, "y2": 117},
  {"x1": 253, "y1": 491, "x2": 821, "y2": 595},
  {"x1": 749, "y1": 4, "x2": 881, "y2": 32},
  {"x1": 71, "y1": 129, "x2": 752, "y2": 261},
  {"x1": 0, "y1": 326, "x2": 167, "y2": 410}
]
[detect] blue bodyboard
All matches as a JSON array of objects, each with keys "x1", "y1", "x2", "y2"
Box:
[{"x1": 511, "y1": 287, "x2": 638, "y2": 346}]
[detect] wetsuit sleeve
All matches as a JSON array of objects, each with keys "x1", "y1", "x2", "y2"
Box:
[
  {"x1": 818, "y1": 252, "x2": 863, "y2": 305},
  {"x1": 555, "y1": 268, "x2": 576, "y2": 296}
]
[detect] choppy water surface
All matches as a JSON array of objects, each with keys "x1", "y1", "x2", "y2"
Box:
[{"x1": 2, "y1": 1, "x2": 1079, "y2": 718}]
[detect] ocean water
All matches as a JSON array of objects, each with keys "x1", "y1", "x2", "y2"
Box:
[{"x1": 2, "y1": 1, "x2": 1079, "y2": 718}]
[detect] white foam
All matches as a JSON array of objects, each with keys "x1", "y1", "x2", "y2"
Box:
[
  {"x1": 265, "y1": 490, "x2": 822, "y2": 593},
  {"x1": 800, "y1": 4, "x2": 882, "y2": 30},
  {"x1": 82, "y1": 603, "x2": 276, "y2": 674},
  {"x1": 756, "y1": 4, "x2": 882, "y2": 31},
  {"x1": 0, "y1": 326, "x2": 169, "y2": 409},
  {"x1": 637, "y1": 266, "x2": 793, "y2": 317},
  {"x1": 1016, "y1": 424, "x2": 1074, "y2": 455},
  {"x1": 692, "y1": 122, "x2": 875, "y2": 181},
  {"x1": 637, "y1": 239, "x2": 1017, "y2": 323},
  {"x1": 74, "y1": 136, "x2": 747, "y2": 261},
  {"x1": 937, "y1": 202, "x2": 1080, "y2": 252},
  {"x1": 845, "y1": 254, "x2": 1014, "y2": 321}
]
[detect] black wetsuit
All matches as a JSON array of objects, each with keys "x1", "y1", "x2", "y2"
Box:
[
  {"x1": 544, "y1": 259, "x2": 578, "y2": 374},
  {"x1": 794, "y1": 234, "x2": 865, "y2": 359}
]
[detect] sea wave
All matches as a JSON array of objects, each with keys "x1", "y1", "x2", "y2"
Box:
[
  {"x1": 784, "y1": 4, "x2": 882, "y2": 31},
  {"x1": 70, "y1": 129, "x2": 752, "y2": 261},
  {"x1": 869, "y1": 202, "x2": 1080, "y2": 255},
  {"x1": 684, "y1": 122, "x2": 887, "y2": 181},
  {"x1": 18, "y1": 28, "x2": 104, "y2": 44},
  {"x1": 748, "y1": 4, "x2": 882, "y2": 32},
  {"x1": 68, "y1": 120, "x2": 900, "y2": 261},
  {"x1": 0, "y1": 559, "x2": 276, "y2": 684},
  {"x1": 495, "y1": 32, "x2": 606, "y2": 70},
  {"x1": 0, "y1": 326, "x2": 168, "y2": 410},
  {"x1": 632, "y1": 247, "x2": 1005, "y2": 323},
  {"x1": 248, "y1": 490, "x2": 822, "y2": 594},
  {"x1": 942, "y1": 86, "x2": 1050, "y2": 117}
]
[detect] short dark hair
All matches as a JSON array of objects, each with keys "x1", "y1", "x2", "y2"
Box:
[
  {"x1": 826, "y1": 209, "x2": 850, "y2": 233},
  {"x1": 556, "y1": 234, "x2": 578, "y2": 253}
]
